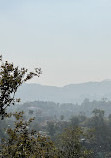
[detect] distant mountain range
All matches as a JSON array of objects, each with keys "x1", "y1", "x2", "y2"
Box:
[{"x1": 16, "y1": 80, "x2": 111, "y2": 103}]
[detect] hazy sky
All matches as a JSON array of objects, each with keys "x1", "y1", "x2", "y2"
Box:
[{"x1": 0, "y1": 0, "x2": 111, "y2": 86}]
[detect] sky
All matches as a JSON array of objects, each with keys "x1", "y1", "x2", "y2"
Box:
[{"x1": 0, "y1": 0, "x2": 111, "y2": 86}]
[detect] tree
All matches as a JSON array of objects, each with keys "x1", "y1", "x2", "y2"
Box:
[
  {"x1": 0, "y1": 56, "x2": 59, "y2": 157},
  {"x1": 60, "y1": 115, "x2": 64, "y2": 121},
  {"x1": 89, "y1": 109, "x2": 110, "y2": 157},
  {"x1": 57, "y1": 127, "x2": 92, "y2": 158},
  {"x1": 0, "y1": 55, "x2": 41, "y2": 119},
  {"x1": 47, "y1": 121, "x2": 56, "y2": 138},
  {"x1": 70, "y1": 116, "x2": 79, "y2": 128},
  {"x1": 1, "y1": 112, "x2": 58, "y2": 158}
]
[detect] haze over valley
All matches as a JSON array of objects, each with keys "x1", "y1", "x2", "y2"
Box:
[
  {"x1": 1, "y1": 0, "x2": 111, "y2": 157},
  {"x1": 17, "y1": 80, "x2": 111, "y2": 104}
]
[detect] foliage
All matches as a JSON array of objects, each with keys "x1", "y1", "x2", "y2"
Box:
[
  {"x1": 88, "y1": 109, "x2": 111, "y2": 157},
  {"x1": 0, "y1": 55, "x2": 41, "y2": 119},
  {"x1": 70, "y1": 116, "x2": 79, "y2": 128},
  {"x1": 47, "y1": 121, "x2": 56, "y2": 138},
  {"x1": 57, "y1": 127, "x2": 92, "y2": 158},
  {"x1": 60, "y1": 115, "x2": 64, "y2": 121},
  {"x1": 2, "y1": 56, "x2": 111, "y2": 157},
  {"x1": 0, "y1": 112, "x2": 58, "y2": 158}
]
